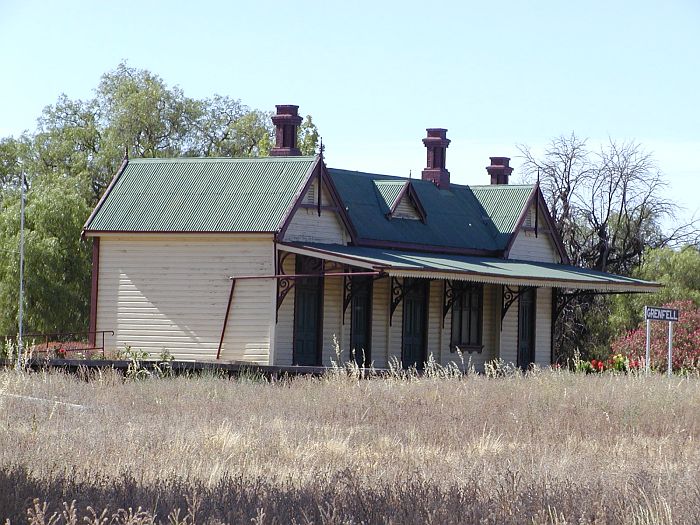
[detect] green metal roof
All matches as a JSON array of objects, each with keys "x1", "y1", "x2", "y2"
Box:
[
  {"x1": 470, "y1": 185, "x2": 534, "y2": 240},
  {"x1": 283, "y1": 243, "x2": 661, "y2": 292},
  {"x1": 373, "y1": 180, "x2": 407, "y2": 213},
  {"x1": 329, "y1": 169, "x2": 509, "y2": 252},
  {"x1": 84, "y1": 156, "x2": 316, "y2": 232}
]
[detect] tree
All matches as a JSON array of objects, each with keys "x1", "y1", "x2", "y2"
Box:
[
  {"x1": 0, "y1": 62, "x2": 320, "y2": 337},
  {"x1": 298, "y1": 115, "x2": 320, "y2": 155},
  {"x1": 609, "y1": 246, "x2": 700, "y2": 333},
  {"x1": 519, "y1": 134, "x2": 697, "y2": 361},
  {"x1": 0, "y1": 176, "x2": 92, "y2": 335}
]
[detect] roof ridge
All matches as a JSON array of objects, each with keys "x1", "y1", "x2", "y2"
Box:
[
  {"x1": 470, "y1": 184, "x2": 534, "y2": 189},
  {"x1": 128, "y1": 156, "x2": 316, "y2": 163}
]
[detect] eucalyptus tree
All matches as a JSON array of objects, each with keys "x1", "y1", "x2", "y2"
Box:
[{"x1": 0, "y1": 63, "x2": 318, "y2": 335}]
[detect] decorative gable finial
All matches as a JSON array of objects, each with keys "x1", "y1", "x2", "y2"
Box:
[{"x1": 124, "y1": 145, "x2": 129, "y2": 160}]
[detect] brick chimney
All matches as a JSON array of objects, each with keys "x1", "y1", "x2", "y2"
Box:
[
  {"x1": 270, "y1": 105, "x2": 303, "y2": 156},
  {"x1": 421, "y1": 128, "x2": 451, "y2": 189},
  {"x1": 486, "y1": 157, "x2": 513, "y2": 185}
]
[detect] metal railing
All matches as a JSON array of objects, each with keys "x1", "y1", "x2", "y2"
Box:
[{"x1": 5, "y1": 331, "x2": 114, "y2": 359}]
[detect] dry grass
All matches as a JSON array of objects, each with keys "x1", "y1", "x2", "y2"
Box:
[{"x1": 0, "y1": 367, "x2": 698, "y2": 524}]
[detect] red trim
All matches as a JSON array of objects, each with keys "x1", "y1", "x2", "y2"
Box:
[
  {"x1": 230, "y1": 271, "x2": 381, "y2": 280},
  {"x1": 88, "y1": 237, "x2": 100, "y2": 346},
  {"x1": 277, "y1": 158, "x2": 359, "y2": 243},
  {"x1": 277, "y1": 157, "x2": 322, "y2": 238},
  {"x1": 321, "y1": 162, "x2": 358, "y2": 242},
  {"x1": 82, "y1": 156, "x2": 129, "y2": 236},
  {"x1": 503, "y1": 186, "x2": 570, "y2": 264},
  {"x1": 83, "y1": 230, "x2": 276, "y2": 235},
  {"x1": 504, "y1": 186, "x2": 538, "y2": 257},
  {"x1": 536, "y1": 190, "x2": 570, "y2": 264},
  {"x1": 217, "y1": 278, "x2": 237, "y2": 359},
  {"x1": 388, "y1": 182, "x2": 409, "y2": 215},
  {"x1": 387, "y1": 181, "x2": 428, "y2": 222}
]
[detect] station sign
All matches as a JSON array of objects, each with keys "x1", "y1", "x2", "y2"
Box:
[{"x1": 644, "y1": 307, "x2": 679, "y2": 322}]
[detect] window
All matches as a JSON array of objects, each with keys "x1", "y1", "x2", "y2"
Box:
[{"x1": 451, "y1": 282, "x2": 483, "y2": 350}]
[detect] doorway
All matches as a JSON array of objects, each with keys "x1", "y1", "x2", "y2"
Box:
[
  {"x1": 402, "y1": 278, "x2": 428, "y2": 369},
  {"x1": 517, "y1": 287, "x2": 536, "y2": 369},
  {"x1": 293, "y1": 256, "x2": 323, "y2": 366}
]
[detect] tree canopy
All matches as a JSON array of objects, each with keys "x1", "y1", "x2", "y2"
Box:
[
  {"x1": 519, "y1": 134, "x2": 697, "y2": 361},
  {"x1": 0, "y1": 63, "x2": 319, "y2": 336}
]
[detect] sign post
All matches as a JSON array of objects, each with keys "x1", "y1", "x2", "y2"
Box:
[
  {"x1": 644, "y1": 306, "x2": 679, "y2": 376},
  {"x1": 645, "y1": 313, "x2": 651, "y2": 375},
  {"x1": 668, "y1": 322, "x2": 673, "y2": 378}
]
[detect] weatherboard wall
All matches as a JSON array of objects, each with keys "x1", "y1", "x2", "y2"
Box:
[
  {"x1": 283, "y1": 178, "x2": 348, "y2": 244},
  {"x1": 95, "y1": 234, "x2": 274, "y2": 362},
  {"x1": 274, "y1": 253, "x2": 296, "y2": 366},
  {"x1": 508, "y1": 202, "x2": 558, "y2": 263},
  {"x1": 535, "y1": 287, "x2": 552, "y2": 367},
  {"x1": 509, "y1": 230, "x2": 557, "y2": 263}
]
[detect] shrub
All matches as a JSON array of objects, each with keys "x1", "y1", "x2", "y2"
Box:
[{"x1": 611, "y1": 300, "x2": 700, "y2": 372}]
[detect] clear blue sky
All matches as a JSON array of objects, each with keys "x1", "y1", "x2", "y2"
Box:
[{"x1": 1, "y1": 0, "x2": 699, "y2": 226}]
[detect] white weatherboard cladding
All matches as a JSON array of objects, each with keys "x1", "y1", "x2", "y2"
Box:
[
  {"x1": 274, "y1": 253, "x2": 296, "y2": 366},
  {"x1": 427, "y1": 280, "x2": 442, "y2": 364},
  {"x1": 496, "y1": 287, "x2": 552, "y2": 367},
  {"x1": 371, "y1": 277, "x2": 390, "y2": 368},
  {"x1": 509, "y1": 230, "x2": 557, "y2": 263},
  {"x1": 509, "y1": 202, "x2": 558, "y2": 263},
  {"x1": 393, "y1": 195, "x2": 421, "y2": 220},
  {"x1": 96, "y1": 235, "x2": 274, "y2": 362},
  {"x1": 535, "y1": 287, "x2": 552, "y2": 367},
  {"x1": 322, "y1": 275, "x2": 343, "y2": 365},
  {"x1": 284, "y1": 179, "x2": 348, "y2": 244}
]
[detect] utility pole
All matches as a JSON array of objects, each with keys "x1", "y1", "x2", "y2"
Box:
[{"x1": 17, "y1": 171, "x2": 25, "y2": 370}]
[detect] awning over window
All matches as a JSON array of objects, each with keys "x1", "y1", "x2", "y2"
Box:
[{"x1": 278, "y1": 242, "x2": 660, "y2": 293}]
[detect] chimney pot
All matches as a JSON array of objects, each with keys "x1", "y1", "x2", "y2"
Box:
[
  {"x1": 486, "y1": 156, "x2": 513, "y2": 185},
  {"x1": 270, "y1": 104, "x2": 303, "y2": 156},
  {"x1": 421, "y1": 128, "x2": 451, "y2": 189}
]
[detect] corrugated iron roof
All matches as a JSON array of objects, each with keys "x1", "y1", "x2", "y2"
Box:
[
  {"x1": 282, "y1": 243, "x2": 661, "y2": 292},
  {"x1": 470, "y1": 185, "x2": 534, "y2": 235},
  {"x1": 373, "y1": 180, "x2": 407, "y2": 213},
  {"x1": 329, "y1": 169, "x2": 529, "y2": 252},
  {"x1": 84, "y1": 157, "x2": 316, "y2": 232}
]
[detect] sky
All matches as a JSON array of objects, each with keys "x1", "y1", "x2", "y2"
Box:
[{"x1": 1, "y1": 0, "x2": 699, "y2": 227}]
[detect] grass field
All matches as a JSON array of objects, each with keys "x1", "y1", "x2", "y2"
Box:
[{"x1": 0, "y1": 367, "x2": 698, "y2": 524}]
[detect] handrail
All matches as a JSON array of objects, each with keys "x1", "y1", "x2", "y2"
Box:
[{"x1": 2, "y1": 330, "x2": 114, "y2": 359}]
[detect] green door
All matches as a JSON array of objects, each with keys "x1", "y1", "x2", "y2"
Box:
[
  {"x1": 350, "y1": 276, "x2": 372, "y2": 366},
  {"x1": 518, "y1": 287, "x2": 536, "y2": 369},
  {"x1": 293, "y1": 256, "x2": 323, "y2": 366},
  {"x1": 402, "y1": 279, "x2": 428, "y2": 369}
]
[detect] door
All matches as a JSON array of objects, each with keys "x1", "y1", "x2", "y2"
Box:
[
  {"x1": 402, "y1": 279, "x2": 428, "y2": 369},
  {"x1": 350, "y1": 276, "x2": 372, "y2": 366},
  {"x1": 293, "y1": 256, "x2": 323, "y2": 366},
  {"x1": 518, "y1": 287, "x2": 536, "y2": 369}
]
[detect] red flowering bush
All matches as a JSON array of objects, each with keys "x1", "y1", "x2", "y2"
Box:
[{"x1": 611, "y1": 300, "x2": 700, "y2": 372}]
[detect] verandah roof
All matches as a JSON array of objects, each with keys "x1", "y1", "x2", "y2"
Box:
[{"x1": 278, "y1": 243, "x2": 660, "y2": 293}]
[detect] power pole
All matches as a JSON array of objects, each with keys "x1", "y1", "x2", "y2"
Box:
[{"x1": 17, "y1": 171, "x2": 25, "y2": 369}]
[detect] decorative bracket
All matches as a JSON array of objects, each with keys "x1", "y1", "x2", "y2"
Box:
[
  {"x1": 443, "y1": 280, "x2": 454, "y2": 328},
  {"x1": 343, "y1": 271, "x2": 384, "y2": 324},
  {"x1": 276, "y1": 252, "x2": 294, "y2": 322},
  {"x1": 389, "y1": 277, "x2": 429, "y2": 326},
  {"x1": 501, "y1": 285, "x2": 533, "y2": 328}
]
